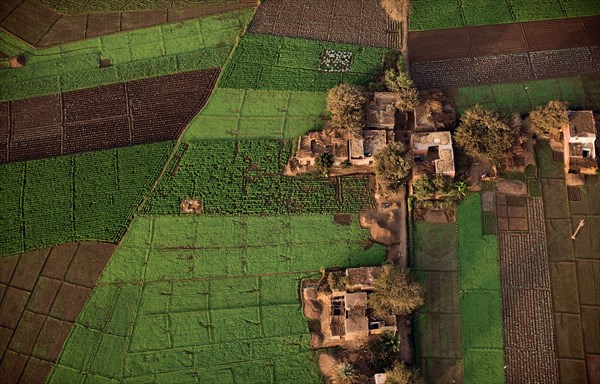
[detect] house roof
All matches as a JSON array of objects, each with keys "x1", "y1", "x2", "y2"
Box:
[
  {"x1": 346, "y1": 266, "x2": 383, "y2": 287},
  {"x1": 570, "y1": 157, "x2": 598, "y2": 170},
  {"x1": 345, "y1": 292, "x2": 367, "y2": 311},
  {"x1": 345, "y1": 314, "x2": 369, "y2": 335},
  {"x1": 569, "y1": 111, "x2": 596, "y2": 137}
]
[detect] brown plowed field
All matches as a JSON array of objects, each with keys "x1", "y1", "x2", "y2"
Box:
[
  {"x1": 249, "y1": 0, "x2": 399, "y2": 49},
  {"x1": 495, "y1": 195, "x2": 560, "y2": 383},
  {"x1": 0, "y1": 242, "x2": 116, "y2": 384},
  {"x1": 0, "y1": 0, "x2": 257, "y2": 47},
  {"x1": 0, "y1": 68, "x2": 219, "y2": 164},
  {"x1": 409, "y1": 17, "x2": 600, "y2": 88}
]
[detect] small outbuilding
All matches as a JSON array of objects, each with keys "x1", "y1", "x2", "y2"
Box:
[{"x1": 563, "y1": 111, "x2": 597, "y2": 175}]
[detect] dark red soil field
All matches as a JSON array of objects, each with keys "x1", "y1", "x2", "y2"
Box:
[
  {"x1": 249, "y1": 0, "x2": 399, "y2": 49},
  {"x1": 0, "y1": 68, "x2": 219, "y2": 163},
  {"x1": 0, "y1": 242, "x2": 116, "y2": 384},
  {"x1": 0, "y1": 0, "x2": 257, "y2": 47},
  {"x1": 408, "y1": 17, "x2": 600, "y2": 89}
]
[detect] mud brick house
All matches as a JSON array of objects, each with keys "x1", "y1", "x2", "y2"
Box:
[
  {"x1": 366, "y1": 92, "x2": 398, "y2": 129},
  {"x1": 410, "y1": 131, "x2": 456, "y2": 179},
  {"x1": 328, "y1": 267, "x2": 396, "y2": 342},
  {"x1": 563, "y1": 111, "x2": 597, "y2": 175}
]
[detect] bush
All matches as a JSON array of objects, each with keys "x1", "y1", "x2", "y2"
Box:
[
  {"x1": 315, "y1": 152, "x2": 334, "y2": 176},
  {"x1": 384, "y1": 362, "x2": 425, "y2": 384},
  {"x1": 528, "y1": 100, "x2": 568, "y2": 138},
  {"x1": 454, "y1": 105, "x2": 515, "y2": 165},
  {"x1": 327, "y1": 84, "x2": 367, "y2": 131},
  {"x1": 374, "y1": 142, "x2": 413, "y2": 192},
  {"x1": 369, "y1": 265, "x2": 424, "y2": 318}
]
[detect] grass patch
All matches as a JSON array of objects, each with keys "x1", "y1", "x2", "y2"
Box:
[
  {"x1": 219, "y1": 33, "x2": 392, "y2": 91},
  {"x1": 183, "y1": 89, "x2": 327, "y2": 140}
]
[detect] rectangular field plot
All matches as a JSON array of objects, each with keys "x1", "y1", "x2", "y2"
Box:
[
  {"x1": 249, "y1": 0, "x2": 398, "y2": 49},
  {"x1": 456, "y1": 194, "x2": 505, "y2": 382},
  {"x1": 184, "y1": 88, "x2": 327, "y2": 140},
  {"x1": 219, "y1": 33, "x2": 392, "y2": 91}
]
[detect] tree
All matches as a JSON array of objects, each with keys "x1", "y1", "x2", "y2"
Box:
[
  {"x1": 374, "y1": 142, "x2": 413, "y2": 193},
  {"x1": 454, "y1": 105, "x2": 515, "y2": 165},
  {"x1": 384, "y1": 362, "x2": 425, "y2": 384},
  {"x1": 369, "y1": 265, "x2": 424, "y2": 318},
  {"x1": 314, "y1": 152, "x2": 334, "y2": 176},
  {"x1": 327, "y1": 84, "x2": 367, "y2": 132},
  {"x1": 380, "y1": 331, "x2": 401, "y2": 355},
  {"x1": 333, "y1": 362, "x2": 359, "y2": 384},
  {"x1": 383, "y1": 59, "x2": 419, "y2": 112},
  {"x1": 380, "y1": 0, "x2": 410, "y2": 22},
  {"x1": 528, "y1": 100, "x2": 568, "y2": 138}
]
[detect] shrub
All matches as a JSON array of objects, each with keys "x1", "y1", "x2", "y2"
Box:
[
  {"x1": 528, "y1": 100, "x2": 568, "y2": 138},
  {"x1": 374, "y1": 142, "x2": 413, "y2": 193},
  {"x1": 315, "y1": 152, "x2": 334, "y2": 176},
  {"x1": 384, "y1": 362, "x2": 425, "y2": 384},
  {"x1": 327, "y1": 84, "x2": 367, "y2": 131},
  {"x1": 369, "y1": 265, "x2": 424, "y2": 318},
  {"x1": 333, "y1": 363, "x2": 359, "y2": 384},
  {"x1": 454, "y1": 105, "x2": 515, "y2": 165}
]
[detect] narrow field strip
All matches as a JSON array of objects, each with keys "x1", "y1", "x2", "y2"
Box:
[
  {"x1": 0, "y1": 8, "x2": 252, "y2": 101},
  {"x1": 409, "y1": 0, "x2": 600, "y2": 31},
  {"x1": 457, "y1": 194, "x2": 505, "y2": 383},
  {"x1": 51, "y1": 214, "x2": 386, "y2": 383}
]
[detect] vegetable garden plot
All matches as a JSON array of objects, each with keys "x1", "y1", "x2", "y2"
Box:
[
  {"x1": 249, "y1": 0, "x2": 398, "y2": 49},
  {"x1": 0, "y1": 142, "x2": 173, "y2": 256},
  {"x1": 52, "y1": 214, "x2": 385, "y2": 383},
  {"x1": 144, "y1": 139, "x2": 375, "y2": 215},
  {"x1": 38, "y1": 0, "x2": 253, "y2": 13},
  {"x1": 0, "y1": 69, "x2": 218, "y2": 164},
  {"x1": 0, "y1": 9, "x2": 251, "y2": 101},
  {"x1": 219, "y1": 33, "x2": 392, "y2": 91}
]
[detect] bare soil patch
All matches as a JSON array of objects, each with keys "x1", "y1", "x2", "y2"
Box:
[{"x1": 333, "y1": 214, "x2": 352, "y2": 226}]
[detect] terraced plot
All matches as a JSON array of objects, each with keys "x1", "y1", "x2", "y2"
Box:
[
  {"x1": 50, "y1": 215, "x2": 386, "y2": 383},
  {"x1": 0, "y1": 242, "x2": 115, "y2": 384},
  {"x1": 249, "y1": 0, "x2": 399, "y2": 49},
  {"x1": 0, "y1": 0, "x2": 256, "y2": 47},
  {"x1": 0, "y1": 8, "x2": 251, "y2": 101},
  {"x1": 0, "y1": 69, "x2": 218, "y2": 163}
]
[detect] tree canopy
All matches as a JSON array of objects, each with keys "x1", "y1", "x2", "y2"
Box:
[
  {"x1": 383, "y1": 57, "x2": 419, "y2": 112},
  {"x1": 369, "y1": 265, "x2": 424, "y2": 318},
  {"x1": 528, "y1": 100, "x2": 568, "y2": 138},
  {"x1": 454, "y1": 104, "x2": 515, "y2": 165},
  {"x1": 327, "y1": 84, "x2": 367, "y2": 132},
  {"x1": 374, "y1": 142, "x2": 413, "y2": 193}
]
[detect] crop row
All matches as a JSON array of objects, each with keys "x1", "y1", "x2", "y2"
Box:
[
  {"x1": 219, "y1": 33, "x2": 393, "y2": 92},
  {"x1": 0, "y1": 142, "x2": 174, "y2": 256},
  {"x1": 409, "y1": 0, "x2": 598, "y2": 31},
  {"x1": 143, "y1": 139, "x2": 375, "y2": 215}
]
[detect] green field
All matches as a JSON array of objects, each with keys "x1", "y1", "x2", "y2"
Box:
[
  {"x1": 219, "y1": 33, "x2": 392, "y2": 91},
  {"x1": 50, "y1": 215, "x2": 386, "y2": 383},
  {"x1": 409, "y1": 0, "x2": 600, "y2": 31},
  {"x1": 412, "y1": 220, "x2": 464, "y2": 383},
  {"x1": 0, "y1": 142, "x2": 173, "y2": 256},
  {"x1": 0, "y1": 9, "x2": 252, "y2": 101},
  {"x1": 456, "y1": 194, "x2": 504, "y2": 383},
  {"x1": 450, "y1": 75, "x2": 600, "y2": 115},
  {"x1": 143, "y1": 139, "x2": 375, "y2": 215},
  {"x1": 183, "y1": 88, "x2": 328, "y2": 140},
  {"x1": 39, "y1": 0, "x2": 243, "y2": 13}
]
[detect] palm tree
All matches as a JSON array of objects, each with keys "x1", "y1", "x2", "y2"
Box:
[
  {"x1": 450, "y1": 181, "x2": 468, "y2": 199},
  {"x1": 380, "y1": 331, "x2": 401, "y2": 355},
  {"x1": 333, "y1": 362, "x2": 359, "y2": 384}
]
